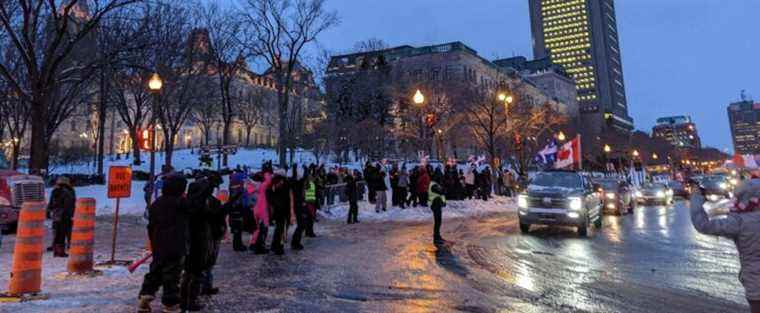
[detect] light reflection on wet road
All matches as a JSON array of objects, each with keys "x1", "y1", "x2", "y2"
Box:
[{"x1": 204, "y1": 200, "x2": 748, "y2": 312}]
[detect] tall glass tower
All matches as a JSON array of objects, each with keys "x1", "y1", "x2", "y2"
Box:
[{"x1": 529, "y1": 0, "x2": 633, "y2": 134}]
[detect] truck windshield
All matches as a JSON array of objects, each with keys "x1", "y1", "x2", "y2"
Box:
[{"x1": 531, "y1": 172, "x2": 582, "y2": 189}]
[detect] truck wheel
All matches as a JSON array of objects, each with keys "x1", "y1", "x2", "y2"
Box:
[
  {"x1": 519, "y1": 223, "x2": 531, "y2": 233},
  {"x1": 578, "y1": 222, "x2": 588, "y2": 237}
]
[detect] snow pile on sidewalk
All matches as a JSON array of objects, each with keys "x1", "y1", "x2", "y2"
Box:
[{"x1": 320, "y1": 196, "x2": 516, "y2": 222}]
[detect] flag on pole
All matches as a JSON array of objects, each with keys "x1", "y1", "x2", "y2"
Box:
[
  {"x1": 554, "y1": 136, "x2": 581, "y2": 169},
  {"x1": 537, "y1": 141, "x2": 558, "y2": 166}
]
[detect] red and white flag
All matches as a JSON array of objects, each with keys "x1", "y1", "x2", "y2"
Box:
[{"x1": 555, "y1": 136, "x2": 581, "y2": 169}]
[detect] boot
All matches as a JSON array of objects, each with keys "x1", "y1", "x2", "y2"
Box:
[
  {"x1": 53, "y1": 244, "x2": 68, "y2": 257},
  {"x1": 253, "y1": 245, "x2": 269, "y2": 255},
  {"x1": 161, "y1": 304, "x2": 181, "y2": 313},
  {"x1": 271, "y1": 245, "x2": 285, "y2": 255},
  {"x1": 137, "y1": 295, "x2": 154, "y2": 313},
  {"x1": 291, "y1": 242, "x2": 304, "y2": 251},
  {"x1": 180, "y1": 301, "x2": 204, "y2": 312}
]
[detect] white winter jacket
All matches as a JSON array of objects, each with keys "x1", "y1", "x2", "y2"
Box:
[{"x1": 691, "y1": 194, "x2": 760, "y2": 300}]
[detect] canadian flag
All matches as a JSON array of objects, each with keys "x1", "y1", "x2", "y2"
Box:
[{"x1": 554, "y1": 136, "x2": 582, "y2": 170}]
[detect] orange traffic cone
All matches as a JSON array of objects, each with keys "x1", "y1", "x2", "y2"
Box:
[
  {"x1": 7, "y1": 201, "x2": 46, "y2": 296},
  {"x1": 67, "y1": 198, "x2": 96, "y2": 274}
]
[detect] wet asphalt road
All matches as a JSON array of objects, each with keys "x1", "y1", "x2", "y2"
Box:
[
  {"x1": 0, "y1": 200, "x2": 749, "y2": 313},
  {"x1": 202, "y1": 200, "x2": 748, "y2": 313}
]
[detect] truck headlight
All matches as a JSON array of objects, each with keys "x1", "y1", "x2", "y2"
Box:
[
  {"x1": 518, "y1": 195, "x2": 528, "y2": 209},
  {"x1": 635, "y1": 191, "x2": 643, "y2": 198},
  {"x1": 666, "y1": 190, "x2": 673, "y2": 196},
  {"x1": 720, "y1": 183, "x2": 728, "y2": 190},
  {"x1": 568, "y1": 197, "x2": 582, "y2": 211},
  {"x1": 656, "y1": 191, "x2": 665, "y2": 198},
  {"x1": 0, "y1": 196, "x2": 10, "y2": 207},
  {"x1": 730, "y1": 178, "x2": 739, "y2": 186},
  {"x1": 605, "y1": 193, "x2": 616, "y2": 200}
]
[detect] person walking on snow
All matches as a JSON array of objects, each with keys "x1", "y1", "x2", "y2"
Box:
[
  {"x1": 691, "y1": 176, "x2": 760, "y2": 313},
  {"x1": 374, "y1": 164, "x2": 388, "y2": 213},
  {"x1": 417, "y1": 168, "x2": 431, "y2": 207},
  {"x1": 345, "y1": 171, "x2": 360, "y2": 223},
  {"x1": 250, "y1": 172, "x2": 272, "y2": 254},
  {"x1": 138, "y1": 175, "x2": 191, "y2": 313},
  {"x1": 397, "y1": 168, "x2": 410, "y2": 209},
  {"x1": 46, "y1": 176, "x2": 75, "y2": 257},
  {"x1": 429, "y1": 180, "x2": 447, "y2": 244}
]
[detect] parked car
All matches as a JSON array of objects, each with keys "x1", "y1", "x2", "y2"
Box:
[
  {"x1": 635, "y1": 182, "x2": 674, "y2": 205},
  {"x1": 700, "y1": 175, "x2": 734, "y2": 202},
  {"x1": 665, "y1": 180, "x2": 690, "y2": 199},
  {"x1": 594, "y1": 178, "x2": 634, "y2": 215},
  {"x1": 517, "y1": 170, "x2": 602, "y2": 237},
  {"x1": 0, "y1": 170, "x2": 46, "y2": 233}
]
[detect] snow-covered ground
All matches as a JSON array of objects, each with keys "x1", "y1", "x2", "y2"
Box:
[{"x1": 320, "y1": 196, "x2": 515, "y2": 222}]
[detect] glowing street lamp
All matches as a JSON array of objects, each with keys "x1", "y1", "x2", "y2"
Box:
[
  {"x1": 413, "y1": 89, "x2": 425, "y2": 105},
  {"x1": 148, "y1": 73, "x2": 163, "y2": 92},
  {"x1": 632, "y1": 150, "x2": 640, "y2": 158},
  {"x1": 652, "y1": 153, "x2": 659, "y2": 160},
  {"x1": 557, "y1": 131, "x2": 566, "y2": 141},
  {"x1": 603, "y1": 144, "x2": 612, "y2": 153}
]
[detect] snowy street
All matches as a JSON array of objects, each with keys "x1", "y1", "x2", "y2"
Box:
[{"x1": 0, "y1": 200, "x2": 748, "y2": 313}]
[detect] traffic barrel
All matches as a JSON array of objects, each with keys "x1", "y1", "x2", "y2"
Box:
[
  {"x1": 216, "y1": 189, "x2": 229, "y2": 204},
  {"x1": 7, "y1": 201, "x2": 46, "y2": 296},
  {"x1": 67, "y1": 198, "x2": 96, "y2": 274}
]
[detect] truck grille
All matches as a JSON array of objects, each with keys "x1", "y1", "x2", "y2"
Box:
[
  {"x1": 527, "y1": 197, "x2": 567, "y2": 208},
  {"x1": 11, "y1": 183, "x2": 46, "y2": 207}
]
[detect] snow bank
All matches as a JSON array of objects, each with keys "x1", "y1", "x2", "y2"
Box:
[{"x1": 319, "y1": 195, "x2": 516, "y2": 223}]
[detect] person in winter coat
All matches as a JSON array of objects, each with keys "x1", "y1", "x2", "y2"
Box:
[
  {"x1": 409, "y1": 167, "x2": 420, "y2": 207},
  {"x1": 390, "y1": 164, "x2": 400, "y2": 207},
  {"x1": 138, "y1": 175, "x2": 191, "y2": 313},
  {"x1": 365, "y1": 162, "x2": 377, "y2": 204},
  {"x1": 250, "y1": 172, "x2": 272, "y2": 254},
  {"x1": 290, "y1": 167, "x2": 309, "y2": 250},
  {"x1": 303, "y1": 174, "x2": 318, "y2": 237},
  {"x1": 429, "y1": 181, "x2": 447, "y2": 244},
  {"x1": 46, "y1": 176, "x2": 76, "y2": 257},
  {"x1": 374, "y1": 164, "x2": 388, "y2": 213},
  {"x1": 691, "y1": 179, "x2": 760, "y2": 313},
  {"x1": 417, "y1": 168, "x2": 431, "y2": 207},
  {"x1": 397, "y1": 168, "x2": 410, "y2": 209},
  {"x1": 345, "y1": 172, "x2": 360, "y2": 223},
  {"x1": 268, "y1": 172, "x2": 295, "y2": 255},
  {"x1": 228, "y1": 170, "x2": 250, "y2": 252},
  {"x1": 464, "y1": 166, "x2": 476, "y2": 200}
]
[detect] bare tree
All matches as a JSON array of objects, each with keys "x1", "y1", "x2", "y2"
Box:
[
  {"x1": 0, "y1": 94, "x2": 29, "y2": 170},
  {"x1": 190, "y1": 95, "x2": 221, "y2": 146},
  {"x1": 237, "y1": 87, "x2": 266, "y2": 147},
  {"x1": 0, "y1": 0, "x2": 143, "y2": 173},
  {"x1": 240, "y1": 0, "x2": 338, "y2": 166},
  {"x1": 196, "y1": 3, "x2": 247, "y2": 165}
]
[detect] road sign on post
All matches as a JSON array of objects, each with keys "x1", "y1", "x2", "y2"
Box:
[
  {"x1": 101, "y1": 166, "x2": 133, "y2": 266},
  {"x1": 108, "y1": 166, "x2": 132, "y2": 199}
]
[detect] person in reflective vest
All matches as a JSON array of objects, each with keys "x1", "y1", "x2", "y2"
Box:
[
  {"x1": 304, "y1": 175, "x2": 318, "y2": 237},
  {"x1": 428, "y1": 181, "x2": 447, "y2": 244}
]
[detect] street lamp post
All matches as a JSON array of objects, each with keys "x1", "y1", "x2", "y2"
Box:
[{"x1": 147, "y1": 73, "x2": 162, "y2": 207}]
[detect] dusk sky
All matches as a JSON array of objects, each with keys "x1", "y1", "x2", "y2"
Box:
[{"x1": 317, "y1": 0, "x2": 760, "y2": 152}]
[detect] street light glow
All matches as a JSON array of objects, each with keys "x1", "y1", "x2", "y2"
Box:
[
  {"x1": 603, "y1": 144, "x2": 611, "y2": 153},
  {"x1": 413, "y1": 89, "x2": 425, "y2": 105},
  {"x1": 632, "y1": 150, "x2": 639, "y2": 157},
  {"x1": 557, "y1": 131, "x2": 566, "y2": 141},
  {"x1": 148, "y1": 73, "x2": 163, "y2": 91},
  {"x1": 652, "y1": 153, "x2": 659, "y2": 160}
]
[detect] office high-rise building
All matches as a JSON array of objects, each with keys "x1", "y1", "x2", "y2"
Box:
[
  {"x1": 529, "y1": 0, "x2": 633, "y2": 135},
  {"x1": 728, "y1": 100, "x2": 760, "y2": 155},
  {"x1": 652, "y1": 116, "x2": 701, "y2": 148}
]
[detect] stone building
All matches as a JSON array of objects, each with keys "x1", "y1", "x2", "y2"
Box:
[{"x1": 326, "y1": 41, "x2": 578, "y2": 159}]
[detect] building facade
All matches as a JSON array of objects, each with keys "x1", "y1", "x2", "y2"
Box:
[
  {"x1": 651, "y1": 115, "x2": 701, "y2": 148},
  {"x1": 529, "y1": 0, "x2": 633, "y2": 134},
  {"x1": 728, "y1": 100, "x2": 760, "y2": 155},
  {"x1": 326, "y1": 41, "x2": 578, "y2": 158}
]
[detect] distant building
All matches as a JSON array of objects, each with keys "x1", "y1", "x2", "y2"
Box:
[
  {"x1": 326, "y1": 41, "x2": 578, "y2": 157},
  {"x1": 493, "y1": 56, "x2": 579, "y2": 119},
  {"x1": 651, "y1": 115, "x2": 701, "y2": 148},
  {"x1": 529, "y1": 0, "x2": 634, "y2": 134},
  {"x1": 728, "y1": 100, "x2": 760, "y2": 155}
]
